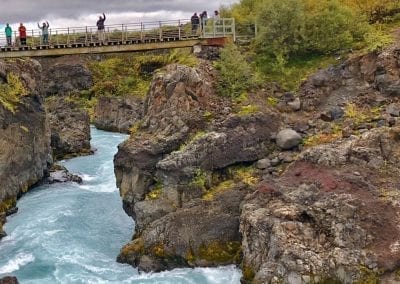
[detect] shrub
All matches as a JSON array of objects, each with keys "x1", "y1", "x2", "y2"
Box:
[{"x1": 215, "y1": 43, "x2": 254, "y2": 97}]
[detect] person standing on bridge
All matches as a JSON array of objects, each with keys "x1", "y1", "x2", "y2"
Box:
[
  {"x1": 191, "y1": 13, "x2": 199, "y2": 34},
  {"x1": 38, "y1": 21, "x2": 50, "y2": 45},
  {"x1": 5, "y1": 24, "x2": 12, "y2": 46},
  {"x1": 18, "y1": 23, "x2": 27, "y2": 46},
  {"x1": 97, "y1": 13, "x2": 106, "y2": 44}
]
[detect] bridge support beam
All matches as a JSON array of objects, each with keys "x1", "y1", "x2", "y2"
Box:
[{"x1": 0, "y1": 37, "x2": 231, "y2": 59}]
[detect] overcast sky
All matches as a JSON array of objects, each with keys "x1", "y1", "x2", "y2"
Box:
[{"x1": 1, "y1": 0, "x2": 239, "y2": 30}]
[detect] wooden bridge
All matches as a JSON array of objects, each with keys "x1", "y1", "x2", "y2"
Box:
[{"x1": 0, "y1": 18, "x2": 236, "y2": 58}]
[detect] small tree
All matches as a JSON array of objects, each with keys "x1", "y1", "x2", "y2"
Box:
[{"x1": 215, "y1": 43, "x2": 253, "y2": 97}]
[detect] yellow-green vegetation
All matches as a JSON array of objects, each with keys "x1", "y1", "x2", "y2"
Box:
[
  {"x1": 178, "y1": 131, "x2": 207, "y2": 152},
  {"x1": 151, "y1": 243, "x2": 166, "y2": 258},
  {"x1": 229, "y1": 165, "x2": 259, "y2": 186},
  {"x1": 190, "y1": 168, "x2": 208, "y2": 191},
  {"x1": 214, "y1": 43, "x2": 255, "y2": 97},
  {"x1": 198, "y1": 241, "x2": 242, "y2": 264},
  {"x1": 120, "y1": 238, "x2": 144, "y2": 257},
  {"x1": 0, "y1": 73, "x2": 27, "y2": 113},
  {"x1": 145, "y1": 181, "x2": 163, "y2": 200},
  {"x1": 65, "y1": 91, "x2": 98, "y2": 121},
  {"x1": 202, "y1": 180, "x2": 235, "y2": 201},
  {"x1": 219, "y1": 0, "x2": 400, "y2": 91},
  {"x1": 303, "y1": 124, "x2": 342, "y2": 147},
  {"x1": 241, "y1": 264, "x2": 256, "y2": 283},
  {"x1": 344, "y1": 103, "x2": 381, "y2": 126},
  {"x1": 266, "y1": 96, "x2": 279, "y2": 107},
  {"x1": 89, "y1": 49, "x2": 198, "y2": 98},
  {"x1": 0, "y1": 198, "x2": 17, "y2": 213},
  {"x1": 129, "y1": 121, "x2": 142, "y2": 136},
  {"x1": 20, "y1": 125, "x2": 29, "y2": 133},
  {"x1": 238, "y1": 104, "x2": 260, "y2": 116},
  {"x1": 354, "y1": 266, "x2": 381, "y2": 284}
]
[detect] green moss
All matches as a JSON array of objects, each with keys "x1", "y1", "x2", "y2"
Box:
[
  {"x1": 120, "y1": 238, "x2": 144, "y2": 257},
  {"x1": 151, "y1": 243, "x2": 166, "y2": 258},
  {"x1": 354, "y1": 266, "x2": 381, "y2": 284},
  {"x1": 145, "y1": 181, "x2": 163, "y2": 200},
  {"x1": 238, "y1": 104, "x2": 260, "y2": 116},
  {"x1": 266, "y1": 96, "x2": 279, "y2": 107},
  {"x1": 203, "y1": 111, "x2": 214, "y2": 122},
  {"x1": 241, "y1": 264, "x2": 256, "y2": 283},
  {"x1": 129, "y1": 121, "x2": 142, "y2": 136},
  {"x1": 229, "y1": 165, "x2": 259, "y2": 186},
  {"x1": 190, "y1": 168, "x2": 208, "y2": 191},
  {"x1": 198, "y1": 241, "x2": 242, "y2": 264},
  {"x1": 0, "y1": 198, "x2": 17, "y2": 213},
  {"x1": 202, "y1": 180, "x2": 235, "y2": 201},
  {"x1": 0, "y1": 73, "x2": 27, "y2": 113}
]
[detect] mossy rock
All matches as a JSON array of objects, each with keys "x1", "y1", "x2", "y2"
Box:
[
  {"x1": 198, "y1": 240, "x2": 242, "y2": 264},
  {"x1": 119, "y1": 237, "x2": 145, "y2": 258},
  {"x1": 0, "y1": 198, "x2": 17, "y2": 214}
]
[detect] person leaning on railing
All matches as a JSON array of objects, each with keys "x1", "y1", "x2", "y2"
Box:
[
  {"x1": 38, "y1": 21, "x2": 50, "y2": 45},
  {"x1": 18, "y1": 23, "x2": 27, "y2": 46},
  {"x1": 97, "y1": 13, "x2": 106, "y2": 43},
  {"x1": 5, "y1": 24, "x2": 12, "y2": 46}
]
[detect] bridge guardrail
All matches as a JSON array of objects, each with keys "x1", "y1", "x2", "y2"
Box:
[{"x1": 0, "y1": 18, "x2": 236, "y2": 51}]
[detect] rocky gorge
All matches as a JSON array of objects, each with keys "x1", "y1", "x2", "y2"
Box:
[
  {"x1": 113, "y1": 44, "x2": 400, "y2": 283},
  {"x1": 2, "y1": 41, "x2": 400, "y2": 284}
]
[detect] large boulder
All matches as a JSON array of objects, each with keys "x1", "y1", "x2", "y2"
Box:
[
  {"x1": 93, "y1": 96, "x2": 144, "y2": 133},
  {"x1": 46, "y1": 97, "x2": 91, "y2": 160},
  {"x1": 39, "y1": 56, "x2": 93, "y2": 96},
  {"x1": 276, "y1": 128, "x2": 302, "y2": 150}
]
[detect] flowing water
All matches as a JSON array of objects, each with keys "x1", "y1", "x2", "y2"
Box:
[{"x1": 0, "y1": 127, "x2": 241, "y2": 284}]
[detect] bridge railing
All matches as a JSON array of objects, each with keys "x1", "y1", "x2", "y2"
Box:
[{"x1": 0, "y1": 18, "x2": 235, "y2": 50}]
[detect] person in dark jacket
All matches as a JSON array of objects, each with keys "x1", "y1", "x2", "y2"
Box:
[
  {"x1": 38, "y1": 21, "x2": 50, "y2": 45},
  {"x1": 191, "y1": 13, "x2": 200, "y2": 34},
  {"x1": 97, "y1": 13, "x2": 106, "y2": 43},
  {"x1": 200, "y1": 11, "x2": 208, "y2": 31},
  {"x1": 18, "y1": 23, "x2": 27, "y2": 46},
  {"x1": 5, "y1": 24, "x2": 12, "y2": 46}
]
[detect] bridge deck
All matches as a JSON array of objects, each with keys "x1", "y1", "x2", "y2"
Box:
[{"x1": 0, "y1": 18, "x2": 235, "y2": 58}]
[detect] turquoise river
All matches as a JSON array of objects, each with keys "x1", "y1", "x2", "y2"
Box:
[{"x1": 0, "y1": 127, "x2": 241, "y2": 284}]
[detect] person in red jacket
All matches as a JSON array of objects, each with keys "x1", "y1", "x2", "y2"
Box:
[{"x1": 18, "y1": 23, "x2": 27, "y2": 46}]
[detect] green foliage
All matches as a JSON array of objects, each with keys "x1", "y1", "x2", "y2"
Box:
[
  {"x1": 220, "y1": 0, "x2": 400, "y2": 92},
  {"x1": 202, "y1": 180, "x2": 235, "y2": 201},
  {"x1": 89, "y1": 49, "x2": 199, "y2": 98},
  {"x1": 215, "y1": 43, "x2": 254, "y2": 97},
  {"x1": 0, "y1": 73, "x2": 27, "y2": 113},
  {"x1": 238, "y1": 104, "x2": 260, "y2": 116}
]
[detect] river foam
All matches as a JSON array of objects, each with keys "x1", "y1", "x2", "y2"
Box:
[{"x1": 0, "y1": 126, "x2": 241, "y2": 283}]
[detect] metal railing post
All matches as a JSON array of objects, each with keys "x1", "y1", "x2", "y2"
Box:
[
  {"x1": 159, "y1": 21, "x2": 162, "y2": 41},
  {"x1": 67, "y1": 27, "x2": 70, "y2": 45},
  {"x1": 232, "y1": 18, "x2": 236, "y2": 42},
  {"x1": 85, "y1": 26, "x2": 88, "y2": 45},
  {"x1": 121, "y1": 24, "x2": 124, "y2": 42},
  {"x1": 178, "y1": 20, "x2": 181, "y2": 40},
  {"x1": 90, "y1": 28, "x2": 93, "y2": 44},
  {"x1": 213, "y1": 18, "x2": 216, "y2": 37},
  {"x1": 32, "y1": 30, "x2": 35, "y2": 47},
  {"x1": 140, "y1": 22, "x2": 143, "y2": 42}
]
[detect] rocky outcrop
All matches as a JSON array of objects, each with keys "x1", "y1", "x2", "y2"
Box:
[
  {"x1": 0, "y1": 59, "x2": 51, "y2": 239},
  {"x1": 46, "y1": 97, "x2": 91, "y2": 160},
  {"x1": 115, "y1": 63, "x2": 281, "y2": 271},
  {"x1": 93, "y1": 96, "x2": 144, "y2": 133},
  {"x1": 39, "y1": 56, "x2": 93, "y2": 97},
  {"x1": 0, "y1": 276, "x2": 19, "y2": 284},
  {"x1": 240, "y1": 126, "x2": 400, "y2": 283}
]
